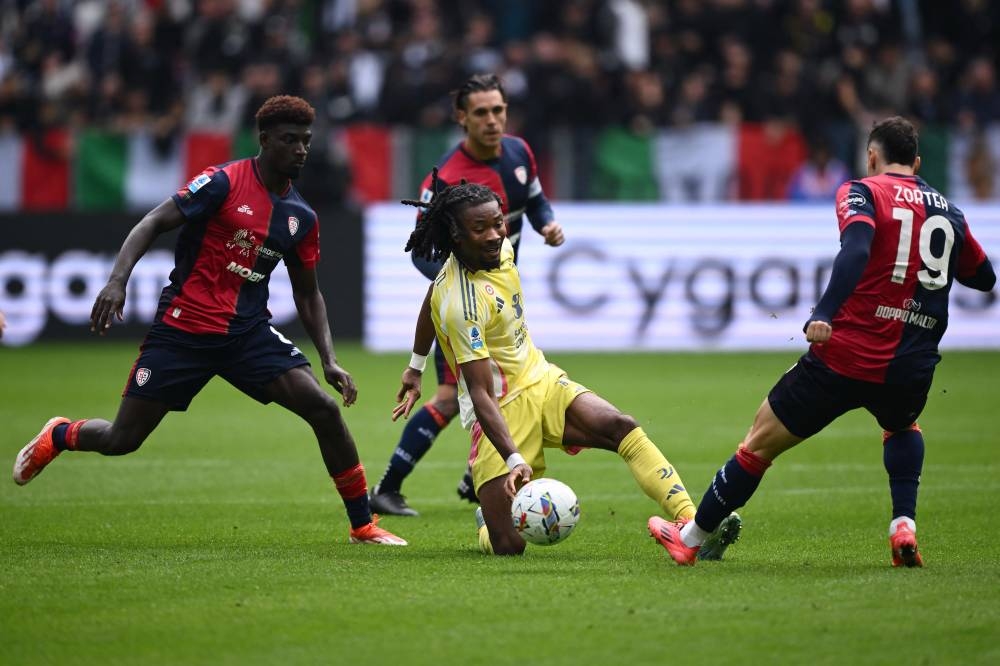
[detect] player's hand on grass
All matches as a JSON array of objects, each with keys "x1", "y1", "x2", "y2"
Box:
[
  {"x1": 540, "y1": 222, "x2": 564, "y2": 247},
  {"x1": 391, "y1": 368, "x2": 423, "y2": 421},
  {"x1": 805, "y1": 319, "x2": 833, "y2": 344},
  {"x1": 504, "y1": 464, "x2": 532, "y2": 499},
  {"x1": 324, "y1": 362, "x2": 357, "y2": 406},
  {"x1": 90, "y1": 280, "x2": 126, "y2": 334}
]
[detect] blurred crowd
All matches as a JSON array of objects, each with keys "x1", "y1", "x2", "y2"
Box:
[
  {"x1": 3, "y1": 0, "x2": 999, "y2": 133},
  {"x1": 0, "y1": 0, "x2": 998, "y2": 193}
]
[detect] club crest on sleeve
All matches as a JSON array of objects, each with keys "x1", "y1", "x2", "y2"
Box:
[
  {"x1": 187, "y1": 174, "x2": 211, "y2": 194},
  {"x1": 135, "y1": 367, "x2": 151, "y2": 386},
  {"x1": 514, "y1": 166, "x2": 527, "y2": 185},
  {"x1": 420, "y1": 188, "x2": 433, "y2": 203},
  {"x1": 288, "y1": 216, "x2": 299, "y2": 235}
]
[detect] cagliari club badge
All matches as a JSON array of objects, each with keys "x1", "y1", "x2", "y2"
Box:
[{"x1": 288, "y1": 216, "x2": 299, "y2": 235}]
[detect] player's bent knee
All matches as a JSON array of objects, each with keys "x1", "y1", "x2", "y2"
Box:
[
  {"x1": 618, "y1": 413, "x2": 639, "y2": 431},
  {"x1": 309, "y1": 397, "x2": 344, "y2": 427},
  {"x1": 285, "y1": 381, "x2": 341, "y2": 417},
  {"x1": 435, "y1": 399, "x2": 460, "y2": 421},
  {"x1": 428, "y1": 392, "x2": 460, "y2": 421},
  {"x1": 882, "y1": 422, "x2": 922, "y2": 440},
  {"x1": 611, "y1": 413, "x2": 640, "y2": 441}
]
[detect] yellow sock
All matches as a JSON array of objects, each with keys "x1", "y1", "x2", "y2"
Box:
[
  {"x1": 618, "y1": 427, "x2": 696, "y2": 520},
  {"x1": 478, "y1": 525, "x2": 493, "y2": 554}
]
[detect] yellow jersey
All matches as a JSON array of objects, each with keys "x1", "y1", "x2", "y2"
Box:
[{"x1": 430, "y1": 237, "x2": 548, "y2": 429}]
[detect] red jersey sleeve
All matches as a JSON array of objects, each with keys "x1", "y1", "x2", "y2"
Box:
[
  {"x1": 519, "y1": 137, "x2": 539, "y2": 182},
  {"x1": 288, "y1": 214, "x2": 319, "y2": 269},
  {"x1": 957, "y1": 220, "x2": 989, "y2": 278},
  {"x1": 834, "y1": 181, "x2": 876, "y2": 232}
]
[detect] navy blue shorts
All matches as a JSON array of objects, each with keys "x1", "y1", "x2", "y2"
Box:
[
  {"x1": 768, "y1": 352, "x2": 932, "y2": 438},
  {"x1": 433, "y1": 341, "x2": 457, "y2": 386},
  {"x1": 124, "y1": 321, "x2": 311, "y2": 411}
]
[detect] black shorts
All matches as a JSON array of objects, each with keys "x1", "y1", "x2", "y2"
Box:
[
  {"x1": 123, "y1": 321, "x2": 311, "y2": 411},
  {"x1": 768, "y1": 352, "x2": 932, "y2": 438}
]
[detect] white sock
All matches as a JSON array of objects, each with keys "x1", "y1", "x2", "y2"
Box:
[
  {"x1": 889, "y1": 516, "x2": 916, "y2": 536},
  {"x1": 680, "y1": 520, "x2": 711, "y2": 548}
]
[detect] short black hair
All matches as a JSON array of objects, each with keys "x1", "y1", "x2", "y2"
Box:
[
  {"x1": 868, "y1": 116, "x2": 919, "y2": 166},
  {"x1": 453, "y1": 73, "x2": 507, "y2": 112},
  {"x1": 402, "y1": 171, "x2": 503, "y2": 263},
  {"x1": 256, "y1": 95, "x2": 315, "y2": 131}
]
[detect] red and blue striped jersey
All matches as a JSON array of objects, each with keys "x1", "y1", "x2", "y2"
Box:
[
  {"x1": 419, "y1": 134, "x2": 554, "y2": 261},
  {"x1": 812, "y1": 173, "x2": 989, "y2": 384},
  {"x1": 161, "y1": 158, "x2": 319, "y2": 335}
]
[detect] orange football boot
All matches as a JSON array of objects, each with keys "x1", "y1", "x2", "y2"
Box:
[
  {"x1": 890, "y1": 522, "x2": 924, "y2": 568},
  {"x1": 13, "y1": 417, "x2": 70, "y2": 485},
  {"x1": 349, "y1": 515, "x2": 408, "y2": 545},
  {"x1": 648, "y1": 516, "x2": 699, "y2": 566}
]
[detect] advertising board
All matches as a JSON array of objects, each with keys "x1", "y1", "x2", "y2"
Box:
[{"x1": 364, "y1": 203, "x2": 999, "y2": 352}]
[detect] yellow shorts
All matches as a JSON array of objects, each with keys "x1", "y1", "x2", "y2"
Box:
[{"x1": 468, "y1": 363, "x2": 591, "y2": 493}]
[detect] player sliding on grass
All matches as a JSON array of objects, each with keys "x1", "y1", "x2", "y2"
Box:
[
  {"x1": 370, "y1": 73, "x2": 565, "y2": 517},
  {"x1": 13, "y1": 95, "x2": 406, "y2": 546},
  {"x1": 394, "y1": 176, "x2": 741, "y2": 556},
  {"x1": 649, "y1": 116, "x2": 996, "y2": 567}
]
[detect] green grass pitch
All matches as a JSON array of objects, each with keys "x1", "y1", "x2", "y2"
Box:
[{"x1": 1, "y1": 343, "x2": 998, "y2": 665}]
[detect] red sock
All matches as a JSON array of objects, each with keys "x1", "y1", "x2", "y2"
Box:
[
  {"x1": 332, "y1": 463, "x2": 371, "y2": 529},
  {"x1": 424, "y1": 403, "x2": 449, "y2": 428},
  {"x1": 735, "y1": 445, "x2": 772, "y2": 476},
  {"x1": 64, "y1": 420, "x2": 87, "y2": 450},
  {"x1": 53, "y1": 419, "x2": 87, "y2": 451}
]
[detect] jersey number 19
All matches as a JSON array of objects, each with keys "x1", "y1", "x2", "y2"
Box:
[{"x1": 890, "y1": 208, "x2": 954, "y2": 290}]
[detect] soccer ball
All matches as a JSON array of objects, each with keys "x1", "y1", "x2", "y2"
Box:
[{"x1": 510, "y1": 478, "x2": 580, "y2": 546}]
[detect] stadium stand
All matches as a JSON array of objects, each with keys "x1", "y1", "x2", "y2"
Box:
[{"x1": 0, "y1": 0, "x2": 997, "y2": 208}]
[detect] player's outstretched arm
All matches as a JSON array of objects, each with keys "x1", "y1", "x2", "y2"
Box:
[
  {"x1": 958, "y1": 259, "x2": 996, "y2": 291},
  {"x1": 539, "y1": 221, "x2": 564, "y2": 247},
  {"x1": 392, "y1": 368, "x2": 422, "y2": 422},
  {"x1": 804, "y1": 222, "x2": 874, "y2": 341},
  {"x1": 411, "y1": 283, "x2": 436, "y2": 356},
  {"x1": 288, "y1": 264, "x2": 357, "y2": 406},
  {"x1": 91, "y1": 198, "x2": 186, "y2": 334},
  {"x1": 523, "y1": 157, "x2": 557, "y2": 242},
  {"x1": 955, "y1": 226, "x2": 996, "y2": 292},
  {"x1": 392, "y1": 284, "x2": 436, "y2": 421},
  {"x1": 462, "y1": 357, "x2": 532, "y2": 498},
  {"x1": 805, "y1": 320, "x2": 833, "y2": 344}
]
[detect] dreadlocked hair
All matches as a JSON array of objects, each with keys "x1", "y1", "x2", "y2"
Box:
[
  {"x1": 402, "y1": 168, "x2": 503, "y2": 263},
  {"x1": 256, "y1": 95, "x2": 315, "y2": 131}
]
